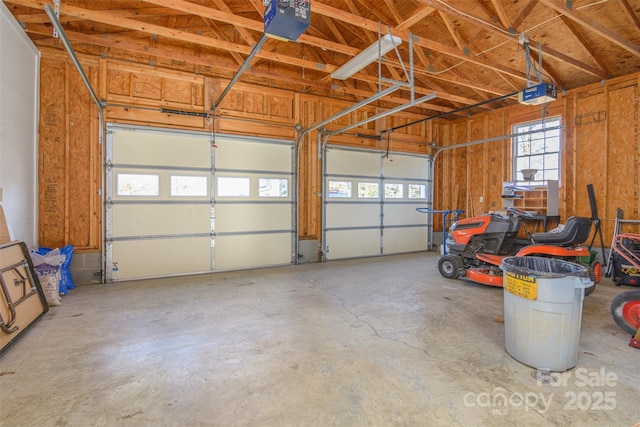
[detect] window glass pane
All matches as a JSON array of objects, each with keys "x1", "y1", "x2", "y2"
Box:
[
  {"x1": 545, "y1": 128, "x2": 560, "y2": 138},
  {"x1": 117, "y1": 173, "x2": 159, "y2": 196},
  {"x1": 546, "y1": 137, "x2": 560, "y2": 152},
  {"x1": 544, "y1": 153, "x2": 559, "y2": 167},
  {"x1": 259, "y1": 178, "x2": 288, "y2": 197},
  {"x1": 385, "y1": 183, "x2": 403, "y2": 198},
  {"x1": 543, "y1": 169, "x2": 559, "y2": 181},
  {"x1": 529, "y1": 155, "x2": 544, "y2": 171},
  {"x1": 512, "y1": 117, "x2": 561, "y2": 183},
  {"x1": 328, "y1": 181, "x2": 352, "y2": 198},
  {"x1": 217, "y1": 177, "x2": 250, "y2": 197},
  {"x1": 171, "y1": 175, "x2": 207, "y2": 196},
  {"x1": 358, "y1": 182, "x2": 379, "y2": 198},
  {"x1": 516, "y1": 157, "x2": 530, "y2": 172},
  {"x1": 530, "y1": 137, "x2": 546, "y2": 154},
  {"x1": 408, "y1": 184, "x2": 426, "y2": 199}
]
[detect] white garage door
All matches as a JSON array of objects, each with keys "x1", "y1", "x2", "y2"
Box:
[
  {"x1": 106, "y1": 126, "x2": 293, "y2": 281},
  {"x1": 212, "y1": 134, "x2": 294, "y2": 270},
  {"x1": 323, "y1": 146, "x2": 430, "y2": 260}
]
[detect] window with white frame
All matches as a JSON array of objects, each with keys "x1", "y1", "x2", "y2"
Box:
[
  {"x1": 171, "y1": 175, "x2": 208, "y2": 197},
  {"x1": 116, "y1": 173, "x2": 159, "y2": 196},
  {"x1": 259, "y1": 178, "x2": 288, "y2": 197},
  {"x1": 512, "y1": 116, "x2": 561, "y2": 185},
  {"x1": 408, "y1": 184, "x2": 426, "y2": 199},
  {"x1": 217, "y1": 177, "x2": 251, "y2": 197},
  {"x1": 358, "y1": 182, "x2": 379, "y2": 198},
  {"x1": 384, "y1": 183, "x2": 403, "y2": 199},
  {"x1": 328, "y1": 181, "x2": 352, "y2": 198}
]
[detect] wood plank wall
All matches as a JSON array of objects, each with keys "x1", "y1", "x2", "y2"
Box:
[
  {"x1": 37, "y1": 46, "x2": 639, "y2": 254},
  {"x1": 432, "y1": 75, "x2": 640, "y2": 243},
  {"x1": 37, "y1": 47, "x2": 428, "y2": 253},
  {"x1": 39, "y1": 49, "x2": 101, "y2": 250}
]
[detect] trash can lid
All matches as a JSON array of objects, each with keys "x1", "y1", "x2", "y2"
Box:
[{"x1": 501, "y1": 256, "x2": 588, "y2": 278}]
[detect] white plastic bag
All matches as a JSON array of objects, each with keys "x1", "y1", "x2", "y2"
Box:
[
  {"x1": 30, "y1": 250, "x2": 66, "y2": 306},
  {"x1": 35, "y1": 265, "x2": 62, "y2": 306}
]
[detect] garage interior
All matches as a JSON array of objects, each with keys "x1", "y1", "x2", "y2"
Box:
[{"x1": 1, "y1": 0, "x2": 639, "y2": 425}]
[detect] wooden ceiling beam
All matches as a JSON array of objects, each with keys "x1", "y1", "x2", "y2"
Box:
[
  {"x1": 211, "y1": 0, "x2": 257, "y2": 46},
  {"x1": 429, "y1": 11, "x2": 494, "y2": 102},
  {"x1": 351, "y1": 0, "x2": 394, "y2": 26},
  {"x1": 28, "y1": 27, "x2": 330, "y2": 91},
  {"x1": 619, "y1": 0, "x2": 640, "y2": 31},
  {"x1": 312, "y1": 2, "x2": 528, "y2": 82},
  {"x1": 138, "y1": 0, "x2": 360, "y2": 56},
  {"x1": 35, "y1": 26, "x2": 446, "y2": 114},
  {"x1": 411, "y1": 47, "x2": 472, "y2": 108},
  {"x1": 13, "y1": 7, "x2": 175, "y2": 24},
  {"x1": 381, "y1": 0, "x2": 403, "y2": 26},
  {"x1": 489, "y1": 0, "x2": 513, "y2": 30},
  {"x1": 13, "y1": 0, "x2": 533, "y2": 101},
  {"x1": 247, "y1": 0, "x2": 265, "y2": 18},
  {"x1": 512, "y1": 0, "x2": 538, "y2": 29},
  {"x1": 10, "y1": 0, "x2": 337, "y2": 73},
  {"x1": 396, "y1": 4, "x2": 435, "y2": 31},
  {"x1": 437, "y1": 10, "x2": 466, "y2": 50},
  {"x1": 558, "y1": 15, "x2": 610, "y2": 78},
  {"x1": 201, "y1": 18, "x2": 245, "y2": 66},
  {"x1": 526, "y1": 49, "x2": 564, "y2": 87},
  {"x1": 321, "y1": 15, "x2": 348, "y2": 45},
  {"x1": 416, "y1": 0, "x2": 604, "y2": 78},
  {"x1": 538, "y1": 0, "x2": 640, "y2": 58}
]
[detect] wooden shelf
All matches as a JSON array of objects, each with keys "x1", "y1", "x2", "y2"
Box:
[{"x1": 502, "y1": 180, "x2": 558, "y2": 216}]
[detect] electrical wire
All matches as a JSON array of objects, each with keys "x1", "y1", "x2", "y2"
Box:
[
  {"x1": 434, "y1": 0, "x2": 514, "y2": 36},
  {"x1": 381, "y1": 89, "x2": 521, "y2": 133},
  {"x1": 425, "y1": 0, "x2": 609, "y2": 77},
  {"x1": 383, "y1": 131, "x2": 391, "y2": 158}
]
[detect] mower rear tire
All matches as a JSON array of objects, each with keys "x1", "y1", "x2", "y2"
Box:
[
  {"x1": 438, "y1": 255, "x2": 464, "y2": 279},
  {"x1": 611, "y1": 290, "x2": 640, "y2": 336}
]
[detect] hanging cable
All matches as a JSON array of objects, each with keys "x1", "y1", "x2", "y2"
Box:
[
  {"x1": 383, "y1": 131, "x2": 392, "y2": 158},
  {"x1": 382, "y1": 89, "x2": 521, "y2": 134},
  {"x1": 210, "y1": 110, "x2": 217, "y2": 149}
]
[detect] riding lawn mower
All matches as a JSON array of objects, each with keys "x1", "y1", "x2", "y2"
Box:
[{"x1": 437, "y1": 207, "x2": 602, "y2": 295}]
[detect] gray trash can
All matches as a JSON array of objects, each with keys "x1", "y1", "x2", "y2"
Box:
[{"x1": 501, "y1": 256, "x2": 593, "y2": 372}]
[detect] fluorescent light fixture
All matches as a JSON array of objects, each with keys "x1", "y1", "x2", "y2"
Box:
[{"x1": 331, "y1": 34, "x2": 402, "y2": 80}]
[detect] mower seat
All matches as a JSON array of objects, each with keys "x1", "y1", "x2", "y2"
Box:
[{"x1": 531, "y1": 216, "x2": 592, "y2": 246}]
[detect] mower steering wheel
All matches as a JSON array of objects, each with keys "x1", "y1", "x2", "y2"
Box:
[{"x1": 507, "y1": 207, "x2": 534, "y2": 218}]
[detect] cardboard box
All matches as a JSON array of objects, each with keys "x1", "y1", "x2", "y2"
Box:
[{"x1": 0, "y1": 205, "x2": 10, "y2": 244}]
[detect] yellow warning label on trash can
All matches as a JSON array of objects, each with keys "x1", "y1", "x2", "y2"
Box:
[{"x1": 505, "y1": 271, "x2": 538, "y2": 300}]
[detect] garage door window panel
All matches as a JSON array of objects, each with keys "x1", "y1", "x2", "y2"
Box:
[
  {"x1": 170, "y1": 175, "x2": 208, "y2": 197},
  {"x1": 408, "y1": 184, "x2": 426, "y2": 199},
  {"x1": 116, "y1": 173, "x2": 159, "y2": 197},
  {"x1": 259, "y1": 178, "x2": 289, "y2": 198},
  {"x1": 384, "y1": 183, "x2": 404, "y2": 199},
  {"x1": 358, "y1": 182, "x2": 379, "y2": 198},
  {"x1": 328, "y1": 181, "x2": 352, "y2": 198},
  {"x1": 217, "y1": 177, "x2": 251, "y2": 197}
]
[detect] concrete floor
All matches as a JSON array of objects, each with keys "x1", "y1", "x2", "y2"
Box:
[{"x1": 0, "y1": 252, "x2": 638, "y2": 426}]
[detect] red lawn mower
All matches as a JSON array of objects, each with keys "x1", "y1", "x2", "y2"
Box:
[{"x1": 437, "y1": 207, "x2": 602, "y2": 294}]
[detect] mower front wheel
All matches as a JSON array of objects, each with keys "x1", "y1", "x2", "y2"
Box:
[
  {"x1": 438, "y1": 255, "x2": 464, "y2": 279},
  {"x1": 611, "y1": 290, "x2": 640, "y2": 336}
]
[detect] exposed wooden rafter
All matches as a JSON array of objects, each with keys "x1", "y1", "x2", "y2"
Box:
[
  {"x1": 538, "y1": 0, "x2": 640, "y2": 58},
  {"x1": 4, "y1": 0, "x2": 639, "y2": 117}
]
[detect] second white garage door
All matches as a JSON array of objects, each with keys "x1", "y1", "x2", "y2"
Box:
[{"x1": 323, "y1": 146, "x2": 430, "y2": 260}]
